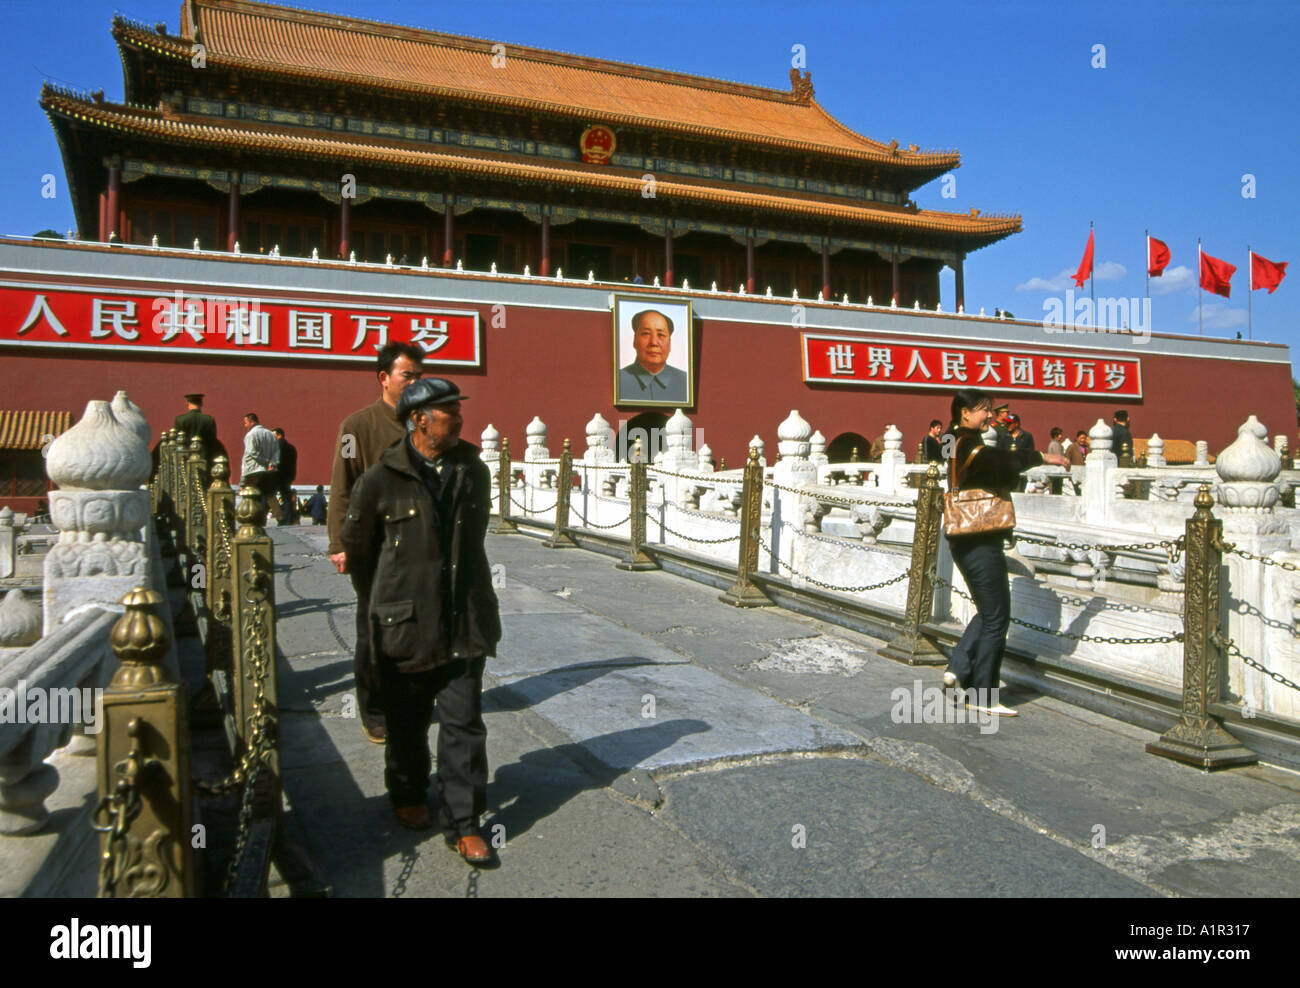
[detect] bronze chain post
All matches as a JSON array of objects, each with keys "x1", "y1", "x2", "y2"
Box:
[
  {"x1": 229, "y1": 485, "x2": 281, "y2": 806},
  {"x1": 205, "y1": 456, "x2": 235, "y2": 679},
  {"x1": 150, "y1": 429, "x2": 163, "y2": 516},
  {"x1": 880, "y1": 463, "x2": 945, "y2": 664},
  {"x1": 155, "y1": 430, "x2": 174, "y2": 554},
  {"x1": 617, "y1": 438, "x2": 658, "y2": 570},
  {"x1": 94, "y1": 587, "x2": 196, "y2": 897},
  {"x1": 545, "y1": 438, "x2": 577, "y2": 548},
  {"x1": 186, "y1": 437, "x2": 206, "y2": 577},
  {"x1": 206, "y1": 456, "x2": 234, "y2": 623},
  {"x1": 171, "y1": 430, "x2": 188, "y2": 548},
  {"x1": 1146, "y1": 484, "x2": 1257, "y2": 768},
  {"x1": 491, "y1": 437, "x2": 518, "y2": 534},
  {"x1": 721, "y1": 446, "x2": 772, "y2": 606},
  {"x1": 166, "y1": 431, "x2": 189, "y2": 586}
]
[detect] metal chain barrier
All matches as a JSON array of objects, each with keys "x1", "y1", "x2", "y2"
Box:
[
  {"x1": 798, "y1": 527, "x2": 905, "y2": 556},
  {"x1": 651, "y1": 515, "x2": 742, "y2": 545},
  {"x1": 1015, "y1": 532, "x2": 1184, "y2": 563},
  {"x1": 659, "y1": 499, "x2": 741, "y2": 520},
  {"x1": 1215, "y1": 536, "x2": 1300, "y2": 571},
  {"x1": 934, "y1": 575, "x2": 1184, "y2": 645},
  {"x1": 191, "y1": 472, "x2": 209, "y2": 516},
  {"x1": 1044, "y1": 587, "x2": 1181, "y2": 615},
  {"x1": 391, "y1": 847, "x2": 419, "y2": 898},
  {"x1": 647, "y1": 465, "x2": 708, "y2": 481},
  {"x1": 568, "y1": 504, "x2": 631, "y2": 530},
  {"x1": 508, "y1": 493, "x2": 555, "y2": 518},
  {"x1": 91, "y1": 730, "x2": 145, "y2": 897},
  {"x1": 1217, "y1": 633, "x2": 1300, "y2": 695},
  {"x1": 756, "y1": 533, "x2": 908, "y2": 593},
  {"x1": 764, "y1": 476, "x2": 911, "y2": 510},
  {"x1": 215, "y1": 496, "x2": 235, "y2": 554}
]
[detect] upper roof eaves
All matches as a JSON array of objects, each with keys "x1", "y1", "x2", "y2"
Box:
[{"x1": 110, "y1": 0, "x2": 959, "y2": 170}]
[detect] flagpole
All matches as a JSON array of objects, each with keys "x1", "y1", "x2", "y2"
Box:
[
  {"x1": 1248, "y1": 246, "x2": 1253, "y2": 340},
  {"x1": 1145, "y1": 229, "x2": 1150, "y2": 301},
  {"x1": 1198, "y1": 238, "x2": 1203, "y2": 335},
  {"x1": 1089, "y1": 220, "x2": 1095, "y2": 325}
]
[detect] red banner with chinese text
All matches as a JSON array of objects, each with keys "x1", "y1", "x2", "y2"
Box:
[
  {"x1": 0, "y1": 283, "x2": 481, "y2": 365},
  {"x1": 802, "y1": 334, "x2": 1142, "y2": 397}
]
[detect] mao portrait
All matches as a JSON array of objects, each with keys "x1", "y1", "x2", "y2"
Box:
[{"x1": 612, "y1": 297, "x2": 693, "y2": 407}]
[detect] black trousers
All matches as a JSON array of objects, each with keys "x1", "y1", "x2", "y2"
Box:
[
  {"x1": 946, "y1": 533, "x2": 1011, "y2": 692},
  {"x1": 353, "y1": 591, "x2": 385, "y2": 731},
  {"x1": 379, "y1": 655, "x2": 487, "y2": 836}
]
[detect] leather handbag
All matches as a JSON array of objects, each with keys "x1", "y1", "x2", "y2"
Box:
[{"x1": 943, "y1": 443, "x2": 1016, "y2": 537}]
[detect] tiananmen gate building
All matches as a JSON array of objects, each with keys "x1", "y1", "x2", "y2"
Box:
[{"x1": 0, "y1": 0, "x2": 1291, "y2": 503}]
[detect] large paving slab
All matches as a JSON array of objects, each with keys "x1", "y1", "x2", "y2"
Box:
[
  {"x1": 658, "y1": 758, "x2": 1159, "y2": 897},
  {"x1": 492, "y1": 662, "x2": 859, "y2": 771}
]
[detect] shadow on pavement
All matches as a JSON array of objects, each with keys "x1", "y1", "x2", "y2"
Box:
[
  {"x1": 484, "y1": 657, "x2": 667, "y2": 712},
  {"x1": 484, "y1": 719, "x2": 710, "y2": 841}
]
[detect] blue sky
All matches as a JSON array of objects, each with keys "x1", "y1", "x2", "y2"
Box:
[{"x1": 1, "y1": 0, "x2": 1296, "y2": 368}]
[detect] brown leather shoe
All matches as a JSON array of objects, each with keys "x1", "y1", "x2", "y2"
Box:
[
  {"x1": 363, "y1": 722, "x2": 387, "y2": 744},
  {"x1": 395, "y1": 804, "x2": 433, "y2": 830},
  {"x1": 446, "y1": 833, "x2": 491, "y2": 865}
]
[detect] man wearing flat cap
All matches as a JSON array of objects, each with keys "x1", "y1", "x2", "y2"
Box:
[
  {"x1": 174, "y1": 393, "x2": 221, "y2": 461},
  {"x1": 340, "y1": 377, "x2": 501, "y2": 864}
]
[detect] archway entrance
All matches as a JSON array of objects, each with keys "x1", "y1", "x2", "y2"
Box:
[
  {"x1": 615, "y1": 411, "x2": 668, "y2": 462},
  {"x1": 826, "y1": 431, "x2": 870, "y2": 464}
]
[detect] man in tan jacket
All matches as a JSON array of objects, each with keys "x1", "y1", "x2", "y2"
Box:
[{"x1": 329, "y1": 341, "x2": 424, "y2": 743}]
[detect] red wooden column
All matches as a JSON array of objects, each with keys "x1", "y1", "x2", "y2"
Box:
[
  {"x1": 891, "y1": 249, "x2": 900, "y2": 305},
  {"x1": 954, "y1": 254, "x2": 966, "y2": 313},
  {"x1": 539, "y1": 213, "x2": 550, "y2": 276},
  {"x1": 97, "y1": 191, "x2": 107, "y2": 242},
  {"x1": 339, "y1": 195, "x2": 351, "y2": 259},
  {"x1": 105, "y1": 160, "x2": 121, "y2": 240},
  {"x1": 664, "y1": 225, "x2": 674, "y2": 287},
  {"x1": 821, "y1": 241, "x2": 831, "y2": 300},
  {"x1": 226, "y1": 174, "x2": 240, "y2": 252},
  {"x1": 745, "y1": 232, "x2": 755, "y2": 293},
  {"x1": 442, "y1": 203, "x2": 454, "y2": 267}
]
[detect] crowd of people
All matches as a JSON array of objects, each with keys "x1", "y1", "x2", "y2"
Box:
[
  {"x1": 914, "y1": 402, "x2": 1137, "y2": 472},
  {"x1": 164, "y1": 372, "x2": 1142, "y2": 863},
  {"x1": 171, "y1": 393, "x2": 336, "y2": 525}
]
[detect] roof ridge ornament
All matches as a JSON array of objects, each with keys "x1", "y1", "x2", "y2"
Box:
[{"x1": 788, "y1": 68, "x2": 814, "y2": 103}]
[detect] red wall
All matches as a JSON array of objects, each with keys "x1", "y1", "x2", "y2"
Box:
[{"x1": 1, "y1": 297, "x2": 1293, "y2": 487}]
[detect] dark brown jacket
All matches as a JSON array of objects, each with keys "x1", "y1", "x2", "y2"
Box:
[
  {"x1": 948, "y1": 427, "x2": 1043, "y2": 492},
  {"x1": 340, "y1": 438, "x2": 500, "y2": 673},
  {"x1": 327, "y1": 397, "x2": 406, "y2": 554}
]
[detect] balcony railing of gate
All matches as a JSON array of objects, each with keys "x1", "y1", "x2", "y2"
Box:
[{"x1": 483, "y1": 409, "x2": 1300, "y2": 770}]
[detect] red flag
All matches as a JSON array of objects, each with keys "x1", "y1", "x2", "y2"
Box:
[
  {"x1": 1072, "y1": 229, "x2": 1094, "y2": 287},
  {"x1": 1199, "y1": 248, "x2": 1236, "y2": 298},
  {"x1": 1251, "y1": 252, "x2": 1287, "y2": 294},
  {"x1": 1147, "y1": 236, "x2": 1171, "y2": 277}
]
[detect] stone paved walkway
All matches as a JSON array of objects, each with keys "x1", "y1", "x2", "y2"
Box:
[{"x1": 269, "y1": 524, "x2": 1300, "y2": 897}]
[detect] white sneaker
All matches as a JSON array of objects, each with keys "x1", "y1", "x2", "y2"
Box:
[{"x1": 942, "y1": 671, "x2": 958, "y2": 689}]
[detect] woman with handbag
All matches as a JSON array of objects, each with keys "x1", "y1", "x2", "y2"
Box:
[{"x1": 942, "y1": 388, "x2": 1069, "y2": 716}]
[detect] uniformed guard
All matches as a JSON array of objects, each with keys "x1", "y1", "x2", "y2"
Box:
[
  {"x1": 174, "y1": 392, "x2": 220, "y2": 461},
  {"x1": 991, "y1": 402, "x2": 1013, "y2": 452}
]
